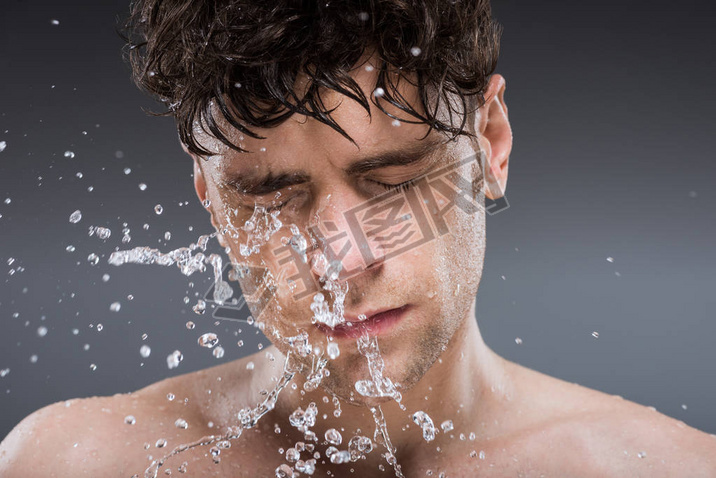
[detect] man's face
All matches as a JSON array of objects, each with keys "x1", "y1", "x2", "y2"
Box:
[{"x1": 192, "y1": 58, "x2": 490, "y2": 404}]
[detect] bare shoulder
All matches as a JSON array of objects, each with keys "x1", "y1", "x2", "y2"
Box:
[
  {"x1": 502, "y1": 360, "x2": 716, "y2": 477},
  {"x1": 573, "y1": 398, "x2": 716, "y2": 477},
  {"x1": 0, "y1": 355, "x2": 267, "y2": 478},
  {"x1": 0, "y1": 392, "x2": 154, "y2": 477}
]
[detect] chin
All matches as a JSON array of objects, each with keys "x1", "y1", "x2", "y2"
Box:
[{"x1": 313, "y1": 343, "x2": 431, "y2": 405}]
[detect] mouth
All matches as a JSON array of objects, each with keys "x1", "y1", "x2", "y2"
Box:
[{"x1": 315, "y1": 305, "x2": 410, "y2": 340}]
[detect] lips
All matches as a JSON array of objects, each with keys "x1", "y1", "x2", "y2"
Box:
[{"x1": 315, "y1": 305, "x2": 410, "y2": 339}]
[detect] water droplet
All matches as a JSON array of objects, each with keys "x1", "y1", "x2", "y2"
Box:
[
  {"x1": 358, "y1": 11, "x2": 369, "y2": 21},
  {"x1": 515, "y1": 337, "x2": 522, "y2": 345},
  {"x1": 681, "y1": 404, "x2": 688, "y2": 410},
  {"x1": 202, "y1": 199, "x2": 211, "y2": 208},
  {"x1": 87, "y1": 253, "x2": 99, "y2": 265},
  {"x1": 440, "y1": 420, "x2": 454, "y2": 432},
  {"x1": 140, "y1": 345, "x2": 151, "y2": 358},
  {"x1": 167, "y1": 393, "x2": 175, "y2": 401},
  {"x1": 0, "y1": 141, "x2": 6, "y2": 152},
  {"x1": 154, "y1": 204, "x2": 163, "y2": 214},
  {"x1": 66, "y1": 245, "x2": 76, "y2": 252},
  {"x1": 637, "y1": 451, "x2": 647, "y2": 459},
  {"x1": 110, "y1": 302, "x2": 121, "y2": 312},
  {"x1": 479, "y1": 450, "x2": 486, "y2": 460},
  {"x1": 324, "y1": 428, "x2": 342, "y2": 446},
  {"x1": 37, "y1": 326, "x2": 48, "y2": 337},
  {"x1": 285, "y1": 447, "x2": 300, "y2": 462},
  {"x1": 410, "y1": 46, "x2": 422, "y2": 56},
  {"x1": 274, "y1": 464, "x2": 294, "y2": 477},
  {"x1": 246, "y1": 361, "x2": 254, "y2": 370},
  {"x1": 89, "y1": 363, "x2": 97, "y2": 371},
  {"x1": 124, "y1": 415, "x2": 136, "y2": 425},
  {"x1": 29, "y1": 355, "x2": 38, "y2": 363},
  {"x1": 374, "y1": 87, "x2": 385, "y2": 98},
  {"x1": 75, "y1": 172, "x2": 83, "y2": 179},
  {"x1": 166, "y1": 350, "x2": 183, "y2": 369},
  {"x1": 69, "y1": 210, "x2": 82, "y2": 223},
  {"x1": 192, "y1": 300, "x2": 206, "y2": 315},
  {"x1": 327, "y1": 342, "x2": 340, "y2": 359},
  {"x1": 591, "y1": 331, "x2": 599, "y2": 339},
  {"x1": 94, "y1": 226, "x2": 111, "y2": 240},
  {"x1": 96, "y1": 324, "x2": 103, "y2": 332},
  {"x1": 64, "y1": 151, "x2": 75, "y2": 158},
  {"x1": 164, "y1": 231, "x2": 171, "y2": 241},
  {"x1": 329, "y1": 449, "x2": 351, "y2": 464},
  {"x1": 606, "y1": 256, "x2": 614, "y2": 263},
  {"x1": 0, "y1": 368, "x2": 10, "y2": 378},
  {"x1": 412, "y1": 411, "x2": 437, "y2": 442},
  {"x1": 174, "y1": 418, "x2": 188, "y2": 429},
  {"x1": 198, "y1": 333, "x2": 219, "y2": 348},
  {"x1": 155, "y1": 438, "x2": 167, "y2": 448},
  {"x1": 50, "y1": 19, "x2": 59, "y2": 25},
  {"x1": 213, "y1": 346, "x2": 225, "y2": 359},
  {"x1": 123, "y1": 167, "x2": 132, "y2": 175},
  {"x1": 185, "y1": 321, "x2": 195, "y2": 330}
]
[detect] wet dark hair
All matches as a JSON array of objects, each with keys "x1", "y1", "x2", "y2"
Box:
[{"x1": 122, "y1": 0, "x2": 501, "y2": 156}]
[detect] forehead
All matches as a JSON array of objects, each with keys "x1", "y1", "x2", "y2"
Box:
[{"x1": 195, "y1": 55, "x2": 454, "y2": 177}]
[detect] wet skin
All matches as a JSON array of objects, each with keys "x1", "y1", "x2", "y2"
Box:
[{"x1": 2, "y1": 54, "x2": 716, "y2": 477}]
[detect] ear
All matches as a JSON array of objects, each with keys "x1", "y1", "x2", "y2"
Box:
[{"x1": 475, "y1": 74, "x2": 512, "y2": 200}]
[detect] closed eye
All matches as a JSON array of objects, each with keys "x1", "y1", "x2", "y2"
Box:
[{"x1": 368, "y1": 176, "x2": 421, "y2": 193}]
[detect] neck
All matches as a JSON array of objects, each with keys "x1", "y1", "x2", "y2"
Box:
[{"x1": 263, "y1": 300, "x2": 513, "y2": 463}]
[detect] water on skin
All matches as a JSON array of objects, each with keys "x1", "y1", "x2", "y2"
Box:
[
  {"x1": 143, "y1": 352, "x2": 298, "y2": 477},
  {"x1": 355, "y1": 333, "x2": 403, "y2": 405},
  {"x1": 111, "y1": 205, "x2": 416, "y2": 477}
]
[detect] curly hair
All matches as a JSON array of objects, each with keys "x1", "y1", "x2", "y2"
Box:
[{"x1": 122, "y1": 0, "x2": 502, "y2": 156}]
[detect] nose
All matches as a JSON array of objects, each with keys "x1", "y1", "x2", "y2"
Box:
[{"x1": 308, "y1": 187, "x2": 385, "y2": 282}]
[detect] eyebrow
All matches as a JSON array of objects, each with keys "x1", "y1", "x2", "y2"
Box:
[
  {"x1": 229, "y1": 171, "x2": 310, "y2": 196},
  {"x1": 228, "y1": 136, "x2": 446, "y2": 195},
  {"x1": 345, "y1": 137, "x2": 445, "y2": 176}
]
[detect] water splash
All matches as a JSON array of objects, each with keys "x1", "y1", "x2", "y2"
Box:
[
  {"x1": 370, "y1": 406, "x2": 404, "y2": 478},
  {"x1": 108, "y1": 233, "x2": 217, "y2": 277},
  {"x1": 143, "y1": 352, "x2": 298, "y2": 477},
  {"x1": 238, "y1": 205, "x2": 282, "y2": 257},
  {"x1": 354, "y1": 333, "x2": 403, "y2": 405}
]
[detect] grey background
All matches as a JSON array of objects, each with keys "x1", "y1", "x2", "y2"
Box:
[{"x1": 1, "y1": 0, "x2": 715, "y2": 441}]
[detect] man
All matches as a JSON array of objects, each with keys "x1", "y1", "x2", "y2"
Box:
[{"x1": 1, "y1": 1, "x2": 715, "y2": 477}]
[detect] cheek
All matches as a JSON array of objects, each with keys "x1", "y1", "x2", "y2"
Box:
[{"x1": 431, "y1": 209, "x2": 486, "y2": 308}]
